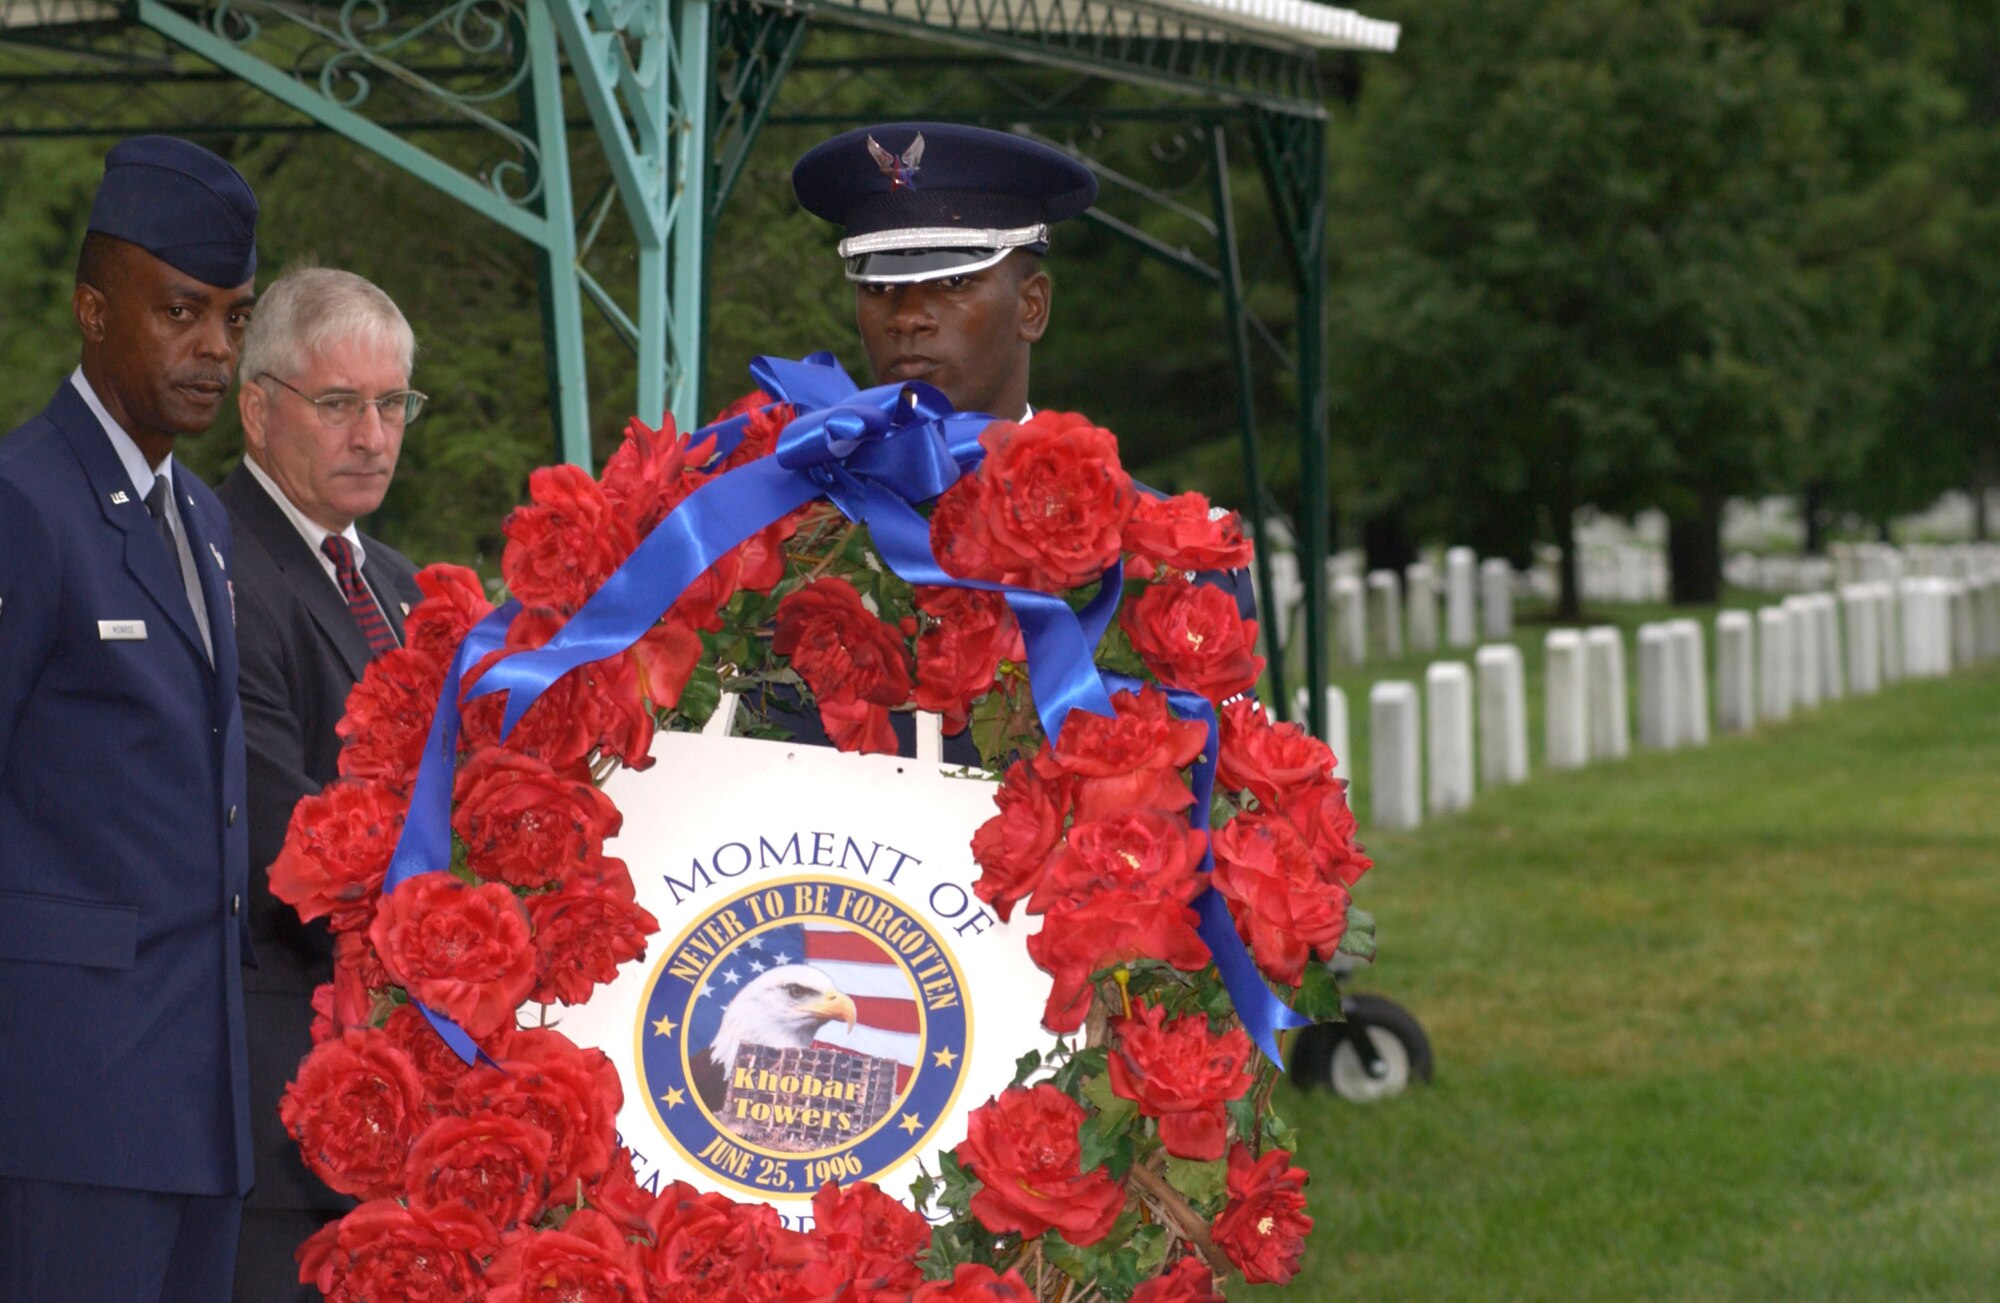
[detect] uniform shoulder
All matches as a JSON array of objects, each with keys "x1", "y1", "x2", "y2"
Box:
[{"x1": 0, "y1": 413, "x2": 72, "y2": 484}]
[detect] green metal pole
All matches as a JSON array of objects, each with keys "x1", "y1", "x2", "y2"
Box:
[
  {"x1": 525, "y1": 2, "x2": 592, "y2": 467},
  {"x1": 669, "y1": 0, "x2": 713, "y2": 429},
  {"x1": 1209, "y1": 122, "x2": 1290, "y2": 721},
  {"x1": 1295, "y1": 118, "x2": 1330, "y2": 744}
]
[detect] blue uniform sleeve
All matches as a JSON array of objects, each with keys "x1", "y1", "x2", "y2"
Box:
[{"x1": 0, "y1": 478, "x2": 61, "y2": 783}]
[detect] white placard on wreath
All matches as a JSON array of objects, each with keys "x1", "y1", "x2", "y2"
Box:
[{"x1": 549, "y1": 712, "x2": 1055, "y2": 1229}]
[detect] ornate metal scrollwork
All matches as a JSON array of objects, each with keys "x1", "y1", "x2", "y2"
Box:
[{"x1": 199, "y1": 0, "x2": 543, "y2": 207}]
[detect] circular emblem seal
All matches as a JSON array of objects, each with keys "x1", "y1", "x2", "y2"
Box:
[{"x1": 636, "y1": 877, "x2": 972, "y2": 1199}]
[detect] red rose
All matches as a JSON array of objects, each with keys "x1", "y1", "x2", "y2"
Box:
[
  {"x1": 1211, "y1": 1144, "x2": 1312, "y2": 1284},
  {"x1": 1216, "y1": 698, "x2": 1336, "y2": 810},
  {"x1": 969, "y1": 760, "x2": 1070, "y2": 922},
  {"x1": 279, "y1": 1029, "x2": 429, "y2": 1199},
  {"x1": 913, "y1": 585, "x2": 1023, "y2": 733},
  {"x1": 1130, "y1": 1255, "x2": 1225, "y2": 1303},
  {"x1": 582, "y1": 1147, "x2": 660, "y2": 1236},
  {"x1": 502, "y1": 463, "x2": 640, "y2": 614},
  {"x1": 1122, "y1": 492, "x2": 1254, "y2": 573},
  {"x1": 527, "y1": 888, "x2": 659, "y2": 1006},
  {"x1": 910, "y1": 1265, "x2": 1038, "y2": 1303},
  {"x1": 452, "y1": 748, "x2": 621, "y2": 889},
  {"x1": 1035, "y1": 687, "x2": 1207, "y2": 822},
  {"x1": 955, "y1": 1084, "x2": 1125, "y2": 1244},
  {"x1": 1280, "y1": 778, "x2": 1372, "y2": 891},
  {"x1": 462, "y1": 607, "x2": 656, "y2": 773},
  {"x1": 970, "y1": 412, "x2": 1135, "y2": 591},
  {"x1": 645, "y1": 1186, "x2": 791, "y2": 1302},
  {"x1": 1118, "y1": 576, "x2": 1264, "y2": 705},
  {"x1": 713, "y1": 395, "x2": 795, "y2": 472},
  {"x1": 456, "y1": 1028, "x2": 623, "y2": 1203},
  {"x1": 600, "y1": 413, "x2": 716, "y2": 537},
  {"x1": 1107, "y1": 1002, "x2": 1254, "y2": 1161},
  {"x1": 771, "y1": 578, "x2": 913, "y2": 755},
  {"x1": 268, "y1": 778, "x2": 406, "y2": 932},
  {"x1": 296, "y1": 1198, "x2": 493, "y2": 1302},
  {"x1": 380, "y1": 1002, "x2": 473, "y2": 1110},
  {"x1": 369, "y1": 871, "x2": 537, "y2": 1039},
  {"x1": 336, "y1": 646, "x2": 445, "y2": 789},
  {"x1": 405, "y1": 1110, "x2": 552, "y2": 1232},
  {"x1": 787, "y1": 1181, "x2": 928, "y2": 1303},
  {"x1": 929, "y1": 476, "x2": 1010, "y2": 585},
  {"x1": 404, "y1": 563, "x2": 494, "y2": 667},
  {"x1": 1210, "y1": 812, "x2": 1349, "y2": 986},
  {"x1": 1029, "y1": 810, "x2": 1206, "y2": 915},
  {"x1": 635, "y1": 618, "x2": 705, "y2": 711},
  {"x1": 315, "y1": 932, "x2": 391, "y2": 1043},
  {"x1": 484, "y1": 1208, "x2": 650, "y2": 1303},
  {"x1": 1027, "y1": 889, "x2": 1210, "y2": 1033}
]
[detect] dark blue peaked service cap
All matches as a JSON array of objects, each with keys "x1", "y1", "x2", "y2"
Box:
[
  {"x1": 87, "y1": 135, "x2": 259, "y2": 288},
  {"x1": 792, "y1": 122, "x2": 1097, "y2": 284}
]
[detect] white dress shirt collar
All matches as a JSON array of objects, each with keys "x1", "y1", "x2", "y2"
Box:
[
  {"x1": 242, "y1": 453, "x2": 369, "y2": 575},
  {"x1": 71, "y1": 367, "x2": 171, "y2": 499}
]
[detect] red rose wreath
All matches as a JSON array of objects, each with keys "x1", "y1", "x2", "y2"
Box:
[{"x1": 274, "y1": 393, "x2": 1374, "y2": 1301}]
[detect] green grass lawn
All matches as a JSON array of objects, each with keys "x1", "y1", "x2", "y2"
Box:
[{"x1": 1270, "y1": 662, "x2": 2000, "y2": 1302}]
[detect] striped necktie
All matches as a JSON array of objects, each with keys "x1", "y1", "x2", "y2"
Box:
[{"x1": 321, "y1": 534, "x2": 398, "y2": 658}]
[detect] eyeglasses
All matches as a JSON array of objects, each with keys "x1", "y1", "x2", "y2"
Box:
[{"x1": 260, "y1": 373, "x2": 428, "y2": 428}]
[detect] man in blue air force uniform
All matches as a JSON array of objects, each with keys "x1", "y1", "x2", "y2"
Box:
[
  {"x1": 776, "y1": 124, "x2": 1256, "y2": 756},
  {"x1": 0, "y1": 136, "x2": 259, "y2": 1302}
]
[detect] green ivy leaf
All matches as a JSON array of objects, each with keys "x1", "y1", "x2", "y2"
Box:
[
  {"x1": 1295, "y1": 960, "x2": 1344, "y2": 1023},
  {"x1": 933, "y1": 1151, "x2": 980, "y2": 1217},
  {"x1": 1226, "y1": 1095, "x2": 1258, "y2": 1145},
  {"x1": 1012, "y1": 1048, "x2": 1043, "y2": 1086},
  {"x1": 1164, "y1": 1154, "x2": 1230, "y2": 1209},
  {"x1": 1051, "y1": 1045, "x2": 1110, "y2": 1096},
  {"x1": 918, "y1": 1220, "x2": 991, "y2": 1281},
  {"x1": 1337, "y1": 906, "x2": 1378, "y2": 962},
  {"x1": 679, "y1": 658, "x2": 723, "y2": 728},
  {"x1": 1041, "y1": 1207, "x2": 1150, "y2": 1301}
]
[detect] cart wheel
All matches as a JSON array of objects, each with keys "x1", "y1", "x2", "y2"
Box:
[{"x1": 1326, "y1": 994, "x2": 1433, "y2": 1103}]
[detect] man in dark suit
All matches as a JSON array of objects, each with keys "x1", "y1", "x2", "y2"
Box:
[
  {"x1": 215, "y1": 266, "x2": 425, "y2": 1302},
  {"x1": 0, "y1": 136, "x2": 258, "y2": 1302}
]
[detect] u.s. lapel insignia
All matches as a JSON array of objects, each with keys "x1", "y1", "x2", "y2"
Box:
[
  {"x1": 110, "y1": 490, "x2": 129, "y2": 505},
  {"x1": 209, "y1": 542, "x2": 226, "y2": 571}
]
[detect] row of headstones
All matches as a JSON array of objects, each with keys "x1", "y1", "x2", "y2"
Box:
[
  {"x1": 1729, "y1": 541, "x2": 2000, "y2": 596},
  {"x1": 1577, "y1": 543, "x2": 1671, "y2": 605},
  {"x1": 1326, "y1": 574, "x2": 2000, "y2": 831},
  {"x1": 1254, "y1": 543, "x2": 1518, "y2": 668}
]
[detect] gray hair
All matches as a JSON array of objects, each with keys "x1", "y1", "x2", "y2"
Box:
[{"x1": 240, "y1": 264, "x2": 416, "y2": 384}]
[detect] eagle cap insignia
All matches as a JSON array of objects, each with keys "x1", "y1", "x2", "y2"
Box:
[{"x1": 866, "y1": 132, "x2": 924, "y2": 191}]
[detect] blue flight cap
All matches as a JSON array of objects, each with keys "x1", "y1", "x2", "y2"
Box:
[
  {"x1": 793, "y1": 122, "x2": 1097, "y2": 284},
  {"x1": 87, "y1": 135, "x2": 259, "y2": 288}
]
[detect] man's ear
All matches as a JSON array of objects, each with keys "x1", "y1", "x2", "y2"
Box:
[
  {"x1": 238, "y1": 379, "x2": 268, "y2": 460},
  {"x1": 72, "y1": 282, "x2": 108, "y2": 345},
  {"x1": 1018, "y1": 266, "x2": 1052, "y2": 345}
]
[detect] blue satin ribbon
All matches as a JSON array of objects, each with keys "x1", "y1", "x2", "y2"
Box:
[
  {"x1": 1099, "y1": 674, "x2": 1311, "y2": 1065},
  {"x1": 380, "y1": 600, "x2": 518, "y2": 1066}
]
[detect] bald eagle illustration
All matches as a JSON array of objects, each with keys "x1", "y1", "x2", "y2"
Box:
[{"x1": 692, "y1": 964, "x2": 859, "y2": 1111}]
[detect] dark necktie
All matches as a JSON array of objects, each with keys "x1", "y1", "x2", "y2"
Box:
[
  {"x1": 321, "y1": 534, "x2": 398, "y2": 658},
  {"x1": 144, "y1": 473, "x2": 176, "y2": 553}
]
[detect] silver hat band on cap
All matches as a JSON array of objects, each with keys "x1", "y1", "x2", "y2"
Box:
[
  {"x1": 836, "y1": 222, "x2": 1050, "y2": 258},
  {"x1": 845, "y1": 246, "x2": 1018, "y2": 284}
]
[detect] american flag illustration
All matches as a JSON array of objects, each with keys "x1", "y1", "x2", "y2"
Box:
[{"x1": 688, "y1": 922, "x2": 918, "y2": 1090}]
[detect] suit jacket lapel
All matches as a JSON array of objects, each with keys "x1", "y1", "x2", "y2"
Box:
[
  {"x1": 51, "y1": 386, "x2": 209, "y2": 664},
  {"x1": 180, "y1": 491, "x2": 237, "y2": 704},
  {"x1": 361, "y1": 547, "x2": 410, "y2": 645},
  {"x1": 223, "y1": 465, "x2": 372, "y2": 683}
]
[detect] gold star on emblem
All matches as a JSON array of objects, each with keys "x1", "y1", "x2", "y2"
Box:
[
  {"x1": 660, "y1": 1087, "x2": 687, "y2": 1108},
  {"x1": 931, "y1": 1046, "x2": 958, "y2": 1069},
  {"x1": 651, "y1": 1013, "x2": 678, "y2": 1037},
  {"x1": 898, "y1": 1112, "x2": 922, "y2": 1135}
]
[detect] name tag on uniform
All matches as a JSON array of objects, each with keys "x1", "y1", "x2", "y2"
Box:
[{"x1": 98, "y1": 619, "x2": 148, "y2": 641}]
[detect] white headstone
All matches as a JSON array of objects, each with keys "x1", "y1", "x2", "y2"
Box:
[
  {"x1": 1980, "y1": 578, "x2": 2000, "y2": 662},
  {"x1": 1811, "y1": 595, "x2": 1844, "y2": 701},
  {"x1": 1291, "y1": 685, "x2": 1352, "y2": 784},
  {"x1": 1475, "y1": 643, "x2": 1529, "y2": 786},
  {"x1": 1367, "y1": 569, "x2": 1404, "y2": 660},
  {"x1": 1479, "y1": 558, "x2": 1513, "y2": 640},
  {"x1": 1545, "y1": 630, "x2": 1589, "y2": 770},
  {"x1": 1840, "y1": 585, "x2": 1880, "y2": 695},
  {"x1": 1261, "y1": 550, "x2": 1302, "y2": 658},
  {"x1": 1668, "y1": 618, "x2": 1709, "y2": 746},
  {"x1": 1445, "y1": 547, "x2": 1478, "y2": 647},
  {"x1": 1785, "y1": 596, "x2": 1822, "y2": 707},
  {"x1": 1583, "y1": 626, "x2": 1629, "y2": 761},
  {"x1": 1879, "y1": 581, "x2": 1905, "y2": 682},
  {"x1": 1425, "y1": 662, "x2": 1476, "y2": 815},
  {"x1": 1756, "y1": 606, "x2": 1793, "y2": 721},
  {"x1": 1950, "y1": 581, "x2": 1978, "y2": 669},
  {"x1": 1334, "y1": 575, "x2": 1367, "y2": 667},
  {"x1": 1636, "y1": 624, "x2": 1680, "y2": 749},
  {"x1": 1369, "y1": 681, "x2": 1423, "y2": 830},
  {"x1": 1715, "y1": 610, "x2": 1755, "y2": 732},
  {"x1": 1405, "y1": 562, "x2": 1440, "y2": 653}
]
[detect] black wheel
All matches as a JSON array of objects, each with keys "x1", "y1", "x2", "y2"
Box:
[
  {"x1": 1325, "y1": 994, "x2": 1433, "y2": 1103},
  {"x1": 1287, "y1": 1022, "x2": 1342, "y2": 1084}
]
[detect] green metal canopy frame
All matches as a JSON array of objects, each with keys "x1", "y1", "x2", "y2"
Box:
[{"x1": 0, "y1": 0, "x2": 1398, "y2": 737}]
